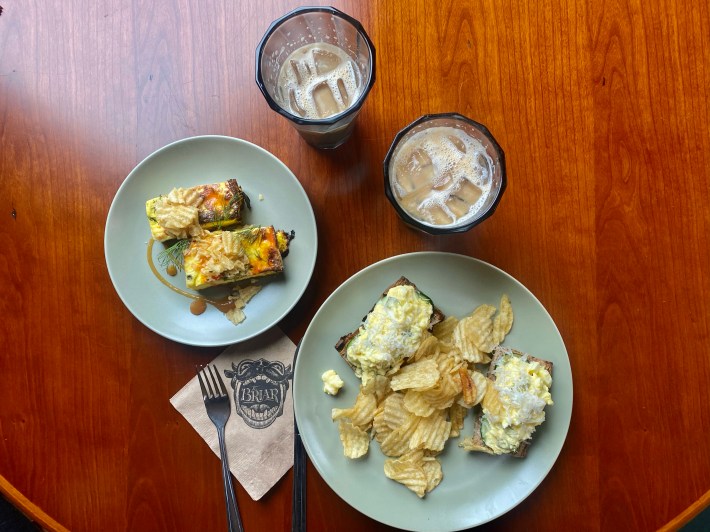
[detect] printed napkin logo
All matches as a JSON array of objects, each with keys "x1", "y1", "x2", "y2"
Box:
[{"x1": 224, "y1": 359, "x2": 292, "y2": 429}]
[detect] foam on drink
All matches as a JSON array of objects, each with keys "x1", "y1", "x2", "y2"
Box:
[
  {"x1": 276, "y1": 42, "x2": 362, "y2": 119},
  {"x1": 390, "y1": 127, "x2": 495, "y2": 227}
]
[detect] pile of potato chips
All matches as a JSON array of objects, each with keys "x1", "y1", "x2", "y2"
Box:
[{"x1": 332, "y1": 294, "x2": 514, "y2": 497}]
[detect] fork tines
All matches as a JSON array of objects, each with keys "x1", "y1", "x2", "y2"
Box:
[{"x1": 197, "y1": 364, "x2": 229, "y2": 400}]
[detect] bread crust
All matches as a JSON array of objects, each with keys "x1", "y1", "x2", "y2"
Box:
[
  {"x1": 334, "y1": 277, "x2": 445, "y2": 370},
  {"x1": 471, "y1": 347, "x2": 553, "y2": 458}
]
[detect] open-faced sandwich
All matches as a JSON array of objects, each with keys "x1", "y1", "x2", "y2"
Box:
[
  {"x1": 460, "y1": 346, "x2": 553, "y2": 457},
  {"x1": 334, "y1": 277, "x2": 445, "y2": 385}
]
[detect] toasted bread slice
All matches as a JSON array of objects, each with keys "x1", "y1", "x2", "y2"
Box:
[
  {"x1": 464, "y1": 347, "x2": 553, "y2": 458},
  {"x1": 334, "y1": 277, "x2": 445, "y2": 371}
]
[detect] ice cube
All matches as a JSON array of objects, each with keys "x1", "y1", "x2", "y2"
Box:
[
  {"x1": 289, "y1": 60, "x2": 303, "y2": 86},
  {"x1": 447, "y1": 134, "x2": 467, "y2": 154},
  {"x1": 337, "y1": 78, "x2": 351, "y2": 107},
  {"x1": 455, "y1": 179, "x2": 483, "y2": 204},
  {"x1": 288, "y1": 88, "x2": 307, "y2": 117},
  {"x1": 312, "y1": 47, "x2": 342, "y2": 75},
  {"x1": 445, "y1": 194, "x2": 472, "y2": 219},
  {"x1": 312, "y1": 82, "x2": 340, "y2": 118}
]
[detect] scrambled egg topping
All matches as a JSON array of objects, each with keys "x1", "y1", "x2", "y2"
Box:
[
  {"x1": 321, "y1": 369, "x2": 344, "y2": 396},
  {"x1": 481, "y1": 354, "x2": 553, "y2": 454},
  {"x1": 346, "y1": 285, "x2": 432, "y2": 385}
]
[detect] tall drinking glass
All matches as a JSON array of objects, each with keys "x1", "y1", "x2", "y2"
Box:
[{"x1": 256, "y1": 6, "x2": 376, "y2": 149}]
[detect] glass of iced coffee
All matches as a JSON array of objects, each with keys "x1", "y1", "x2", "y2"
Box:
[
  {"x1": 384, "y1": 113, "x2": 506, "y2": 235},
  {"x1": 256, "y1": 7, "x2": 376, "y2": 149}
]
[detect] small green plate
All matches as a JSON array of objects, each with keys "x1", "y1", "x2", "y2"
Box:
[
  {"x1": 295, "y1": 252, "x2": 572, "y2": 531},
  {"x1": 104, "y1": 135, "x2": 317, "y2": 346}
]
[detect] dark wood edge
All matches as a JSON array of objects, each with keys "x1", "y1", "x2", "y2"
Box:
[
  {"x1": 0, "y1": 473, "x2": 70, "y2": 532},
  {"x1": 658, "y1": 487, "x2": 710, "y2": 531}
]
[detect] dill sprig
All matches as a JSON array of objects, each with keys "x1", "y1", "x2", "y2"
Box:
[{"x1": 157, "y1": 239, "x2": 190, "y2": 272}]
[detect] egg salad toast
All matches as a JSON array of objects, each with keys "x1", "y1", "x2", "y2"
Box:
[
  {"x1": 461, "y1": 346, "x2": 553, "y2": 458},
  {"x1": 334, "y1": 277, "x2": 445, "y2": 382},
  {"x1": 183, "y1": 225, "x2": 293, "y2": 290},
  {"x1": 146, "y1": 179, "x2": 249, "y2": 241}
]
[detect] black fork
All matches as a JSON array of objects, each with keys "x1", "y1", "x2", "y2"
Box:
[{"x1": 197, "y1": 364, "x2": 244, "y2": 532}]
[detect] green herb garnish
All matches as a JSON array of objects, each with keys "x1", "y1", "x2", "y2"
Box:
[{"x1": 157, "y1": 239, "x2": 190, "y2": 272}]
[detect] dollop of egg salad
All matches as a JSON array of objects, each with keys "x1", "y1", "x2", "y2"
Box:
[
  {"x1": 345, "y1": 284, "x2": 433, "y2": 385},
  {"x1": 480, "y1": 352, "x2": 554, "y2": 454}
]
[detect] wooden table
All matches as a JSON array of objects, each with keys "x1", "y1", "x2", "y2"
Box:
[{"x1": 2, "y1": 1, "x2": 709, "y2": 530}]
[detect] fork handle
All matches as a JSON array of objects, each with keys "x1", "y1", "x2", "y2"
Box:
[{"x1": 217, "y1": 426, "x2": 244, "y2": 532}]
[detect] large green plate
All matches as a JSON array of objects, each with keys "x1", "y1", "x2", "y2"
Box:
[
  {"x1": 294, "y1": 252, "x2": 572, "y2": 531},
  {"x1": 104, "y1": 135, "x2": 317, "y2": 346}
]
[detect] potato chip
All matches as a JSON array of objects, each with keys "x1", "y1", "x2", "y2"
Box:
[
  {"x1": 402, "y1": 389, "x2": 437, "y2": 417},
  {"x1": 404, "y1": 370, "x2": 461, "y2": 416},
  {"x1": 361, "y1": 374, "x2": 391, "y2": 403},
  {"x1": 371, "y1": 402, "x2": 389, "y2": 438},
  {"x1": 470, "y1": 371, "x2": 488, "y2": 406},
  {"x1": 432, "y1": 316, "x2": 458, "y2": 343},
  {"x1": 380, "y1": 415, "x2": 420, "y2": 457},
  {"x1": 331, "y1": 389, "x2": 378, "y2": 429},
  {"x1": 459, "y1": 436, "x2": 496, "y2": 454},
  {"x1": 384, "y1": 456, "x2": 428, "y2": 498},
  {"x1": 410, "y1": 410, "x2": 451, "y2": 452},
  {"x1": 383, "y1": 392, "x2": 408, "y2": 429},
  {"x1": 422, "y1": 457, "x2": 443, "y2": 492},
  {"x1": 398, "y1": 448, "x2": 425, "y2": 462},
  {"x1": 448, "y1": 402, "x2": 467, "y2": 437},
  {"x1": 337, "y1": 420, "x2": 370, "y2": 459},
  {"x1": 458, "y1": 367, "x2": 476, "y2": 406},
  {"x1": 491, "y1": 294, "x2": 514, "y2": 344},
  {"x1": 452, "y1": 306, "x2": 496, "y2": 363},
  {"x1": 435, "y1": 345, "x2": 464, "y2": 373},
  {"x1": 390, "y1": 359, "x2": 439, "y2": 391},
  {"x1": 481, "y1": 378, "x2": 504, "y2": 417},
  {"x1": 409, "y1": 334, "x2": 439, "y2": 363}
]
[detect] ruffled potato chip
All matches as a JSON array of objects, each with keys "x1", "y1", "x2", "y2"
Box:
[
  {"x1": 409, "y1": 334, "x2": 439, "y2": 363},
  {"x1": 384, "y1": 455, "x2": 428, "y2": 498},
  {"x1": 422, "y1": 457, "x2": 443, "y2": 492},
  {"x1": 481, "y1": 378, "x2": 504, "y2": 417},
  {"x1": 448, "y1": 402, "x2": 467, "y2": 437},
  {"x1": 372, "y1": 408, "x2": 392, "y2": 444},
  {"x1": 361, "y1": 374, "x2": 391, "y2": 403},
  {"x1": 409, "y1": 410, "x2": 451, "y2": 452},
  {"x1": 459, "y1": 436, "x2": 496, "y2": 454},
  {"x1": 470, "y1": 371, "x2": 488, "y2": 406},
  {"x1": 432, "y1": 316, "x2": 458, "y2": 343},
  {"x1": 458, "y1": 367, "x2": 477, "y2": 406},
  {"x1": 337, "y1": 420, "x2": 370, "y2": 459},
  {"x1": 380, "y1": 415, "x2": 420, "y2": 457},
  {"x1": 390, "y1": 359, "x2": 439, "y2": 391},
  {"x1": 404, "y1": 369, "x2": 461, "y2": 416},
  {"x1": 453, "y1": 310, "x2": 494, "y2": 363},
  {"x1": 383, "y1": 392, "x2": 408, "y2": 430},
  {"x1": 331, "y1": 389, "x2": 378, "y2": 429},
  {"x1": 491, "y1": 294, "x2": 514, "y2": 345}
]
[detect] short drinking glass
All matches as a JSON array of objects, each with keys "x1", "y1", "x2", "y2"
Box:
[
  {"x1": 384, "y1": 113, "x2": 506, "y2": 235},
  {"x1": 256, "y1": 6, "x2": 376, "y2": 149}
]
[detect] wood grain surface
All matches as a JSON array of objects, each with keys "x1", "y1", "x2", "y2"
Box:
[{"x1": 1, "y1": 1, "x2": 709, "y2": 531}]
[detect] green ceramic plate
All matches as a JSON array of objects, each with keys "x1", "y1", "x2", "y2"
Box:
[
  {"x1": 294, "y1": 252, "x2": 572, "y2": 531},
  {"x1": 104, "y1": 135, "x2": 317, "y2": 346}
]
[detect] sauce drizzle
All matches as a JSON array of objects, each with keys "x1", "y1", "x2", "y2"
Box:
[{"x1": 146, "y1": 239, "x2": 235, "y2": 313}]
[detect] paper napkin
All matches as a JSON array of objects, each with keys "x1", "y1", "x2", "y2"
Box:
[{"x1": 170, "y1": 327, "x2": 296, "y2": 500}]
